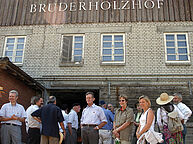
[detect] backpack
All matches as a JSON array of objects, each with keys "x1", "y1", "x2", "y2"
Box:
[{"x1": 167, "y1": 111, "x2": 183, "y2": 134}]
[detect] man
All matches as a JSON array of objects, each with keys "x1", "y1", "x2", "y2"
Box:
[
  {"x1": 59, "y1": 104, "x2": 69, "y2": 144},
  {"x1": 31, "y1": 96, "x2": 66, "y2": 144},
  {"x1": 173, "y1": 93, "x2": 192, "y2": 144},
  {"x1": 107, "y1": 103, "x2": 115, "y2": 115},
  {"x1": 26, "y1": 96, "x2": 43, "y2": 144},
  {"x1": 99, "y1": 100, "x2": 114, "y2": 144},
  {"x1": 65, "y1": 103, "x2": 81, "y2": 144},
  {"x1": 81, "y1": 92, "x2": 107, "y2": 144},
  {"x1": 0, "y1": 90, "x2": 27, "y2": 144}
]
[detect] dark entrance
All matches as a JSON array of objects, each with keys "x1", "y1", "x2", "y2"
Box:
[
  {"x1": 50, "y1": 89, "x2": 99, "y2": 144},
  {"x1": 50, "y1": 89, "x2": 99, "y2": 111}
]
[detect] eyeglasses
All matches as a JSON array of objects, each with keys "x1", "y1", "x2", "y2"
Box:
[{"x1": 119, "y1": 100, "x2": 125, "y2": 102}]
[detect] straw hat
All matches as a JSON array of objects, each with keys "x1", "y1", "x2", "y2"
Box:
[{"x1": 156, "y1": 93, "x2": 174, "y2": 105}]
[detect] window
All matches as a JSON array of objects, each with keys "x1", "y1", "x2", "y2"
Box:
[
  {"x1": 3, "y1": 36, "x2": 26, "y2": 64},
  {"x1": 61, "y1": 35, "x2": 84, "y2": 64},
  {"x1": 101, "y1": 34, "x2": 125, "y2": 63},
  {"x1": 164, "y1": 33, "x2": 190, "y2": 62}
]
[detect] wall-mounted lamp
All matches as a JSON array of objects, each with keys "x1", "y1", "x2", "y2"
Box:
[{"x1": 0, "y1": 86, "x2": 5, "y2": 97}]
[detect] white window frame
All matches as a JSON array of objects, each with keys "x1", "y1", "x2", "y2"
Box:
[
  {"x1": 101, "y1": 33, "x2": 125, "y2": 63},
  {"x1": 3, "y1": 36, "x2": 26, "y2": 64},
  {"x1": 61, "y1": 34, "x2": 85, "y2": 63},
  {"x1": 164, "y1": 33, "x2": 190, "y2": 63}
]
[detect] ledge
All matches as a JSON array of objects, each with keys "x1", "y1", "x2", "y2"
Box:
[
  {"x1": 157, "y1": 25, "x2": 193, "y2": 33},
  {"x1": 59, "y1": 62, "x2": 83, "y2": 67},
  {"x1": 0, "y1": 29, "x2": 33, "y2": 36},
  {"x1": 100, "y1": 62, "x2": 126, "y2": 66},
  {"x1": 165, "y1": 62, "x2": 191, "y2": 66}
]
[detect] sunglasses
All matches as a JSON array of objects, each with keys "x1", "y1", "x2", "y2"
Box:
[{"x1": 119, "y1": 100, "x2": 126, "y2": 102}]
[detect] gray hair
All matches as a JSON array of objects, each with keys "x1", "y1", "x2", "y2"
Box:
[
  {"x1": 9, "y1": 90, "x2": 18, "y2": 97},
  {"x1": 47, "y1": 96, "x2": 56, "y2": 104},
  {"x1": 173, "y1": 93, "x2": 182, "y2": 100},
  {"x1": 31, "y1": 96, "x2": 41, "y2": 105}
]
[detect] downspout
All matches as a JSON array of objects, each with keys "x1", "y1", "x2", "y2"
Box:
[
  {"x1": 108, "y1": 82, "x2": 111, "y2": 103},
  {"x1": 188, "y1": 81, "x2": 192, "y2": 96}
]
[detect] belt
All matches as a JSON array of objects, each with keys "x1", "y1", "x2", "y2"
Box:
[
  {"x1": 3, "y1": 123, "x2": 20, "y2": 127},
  {"x1": 72, "y1": 128, "x2": 77, "y2": 131},
  {"x1": 82, "y1": 124, "x2": 97, "y2": 127}
]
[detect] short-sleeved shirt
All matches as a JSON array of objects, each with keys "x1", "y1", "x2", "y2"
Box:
[
  {"x1": 81, "y1": 104, "x2": 107, "y2": 125},
  {"x1": 101, "y1": 107, "x2": 114, "y2": 130},
  {"x1": 114, "y1": 107, "x2": 134, "y2": 141},
  {"x1": 68, "y1": 109, "x2": 78, "y2": 130},
  {"x1": 26, "y1": 105, "x2": 41, "y2": 129},
  {"x1": 31, "y1": 103, "x2": 64, "y2": 138},
  {"x1": 0, "y1": 102, "x2": 27, "y2": 126}
]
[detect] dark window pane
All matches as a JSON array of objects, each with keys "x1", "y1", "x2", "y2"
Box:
[
  {"x1": 114, "y1": 49, "x2": 124, "y2": 54},
  {"x1": 75, "y1": 36, "x2": 83, "y2": 42},
  {"x1": 74, "y1": 56, "x2": 82, "y2": 62},
  {"x1": 74, "y1": 50, "x2": 82, "y2": 55},
  {"x1": 5, "y1": 51, "x2": 13, "y2": 56},
  {"x1": 114, "y1": 56, "x2": 123, "y2": 61},
  {"x1": 74, "y1": 43, "x2": 83, "y2": 48},
  {"x1": 103, "y1": 42, "x2": 112, "y2": 48},
  {"x1": 17, "y1": 38, "x2": 25, "y2": 43},
  {"x1": 103, "y1": 36, "x2": 112, "y2": 41},
  {"x1": 114, "y1": 35, "x2": 123, "y2": 41},
  {"x1": 16, "y1": 51, "x2": 23, "y2": 56},
  {"x1": 166, "y1": 41, "x2": 175, "y2": 47},
  {"x1": 177, "y1": 34, "x2": 186, "y2": 40},
  {"x1": 177, "y1": 41, "x2": 187, "y2": 47},
  {"x1": 7, "y1": 38, "x2": 15, "y2": 43},
  {"x1": 62, "y1": 36, "x2": 73, "y2": 62},
  {"x1": 17, "y1": 44, "x2": 24, "y2": 49},
  {"x1": 166, "y1": 35, "x2": 174, "y2": 40},
  {"x1": 179, "y1": 55, "x2": 188, "y2": 61},
  {"x1": 103, "y1": 56, "x2": 112, "y2": 61},
  {"x1": 15, "y1": 57, "x2": 22, "y2": 63},
  {"x1": 114, "y1": 42, "x2": 123, "y2": 48},
  {"x1": 167, "y1": 55, "x2": 176, "y2": 61},
  {"x1": 103, "y1": 49, "x2": 112, "y2": 55},
  {"x1": 167, "y1": 48, "x2": 175, "y2": 54},
  {"x1": 6, "y1": 44, "x2": 14, "y2": 50},
  {"x1": 178, "y1": 48, "x2": 187, "y2": 54}
]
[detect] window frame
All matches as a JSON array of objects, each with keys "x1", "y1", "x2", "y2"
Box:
[
  {"x1": 61, "y1": 34, "x2": 85, "y2": 64},
  {"x1": 3, "y1": 36, "x2": 26, "y2": 65},
  {"x1": 164, "y1": 33, "x2": 190, "y2": 63},
  {"x1": 101, "y1": 33, "x2": 125, "y2": 64}
]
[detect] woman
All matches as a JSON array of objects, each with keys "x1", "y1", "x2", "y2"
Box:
[
  {"x1": 132, "y1": 102, "x2": 143, "y2": 144},
  {"x1": 136, "y1": 95, "x2": 155, "y2": 144},
  {"x1": 113, "y1": 95, "x2": 134, "y2": 144},
  {"x1": 156, "y1": 93, "x2": 184, "y2": 144}
]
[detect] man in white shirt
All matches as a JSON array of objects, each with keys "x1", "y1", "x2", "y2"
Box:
[
  {"x1": 65, "y1": 103, "x2": 81, "y2": 144},
  {"x1": 81, "y1": 92, "x2": 107, "y2": 144},
  {"x1": 173, "y1": 93, "x2": 192, "y2": 144},
  {"x1": 0, "y1": 90, "x2": 27, "y2": 144},
  {"x1": 26, "y1": 96, "x2": 43, "y2": 144}
]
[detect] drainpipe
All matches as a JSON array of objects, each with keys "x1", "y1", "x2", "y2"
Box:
[
  {"x1": 43, "y1": 88, "x2": 48, "y2": 105},
  {"x1": 108, "y1": 82, "x2": 111, "y2": 103},
  {"x1": 188, "y1": 81, "x2": 192, "y2": 96}
]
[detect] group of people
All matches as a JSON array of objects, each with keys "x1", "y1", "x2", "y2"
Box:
[{"x1": 0, "y1": 90, "x2": 192, "y2": 144}]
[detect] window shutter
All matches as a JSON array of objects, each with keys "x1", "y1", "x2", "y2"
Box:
[{"x1": 61, "y1": 36, "x2": 73, "y2": 62}]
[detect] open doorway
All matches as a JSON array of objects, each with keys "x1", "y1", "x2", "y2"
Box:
[
  {"x1": 50, "y1": 89, "x2": 99, "y2": 144},
  {"x1": 50, "y1": 89, "x2": 99, "y2": 111}
]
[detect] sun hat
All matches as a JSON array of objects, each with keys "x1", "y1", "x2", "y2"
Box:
[{"x1": 156, "y1": 93, "x2": 174, "y2": 105}]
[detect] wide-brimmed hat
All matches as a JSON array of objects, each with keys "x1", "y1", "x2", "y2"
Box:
[{"x1": 156, "y1": 93, "x2": 174, "y2": 105}]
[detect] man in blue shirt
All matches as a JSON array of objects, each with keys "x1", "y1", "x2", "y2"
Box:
[
  {"x1": 99, "y1": 100, "x2": 114, "y2": 144},
  {"x1": 31, "y1": 96, "x2": 66, "y2": 144}
]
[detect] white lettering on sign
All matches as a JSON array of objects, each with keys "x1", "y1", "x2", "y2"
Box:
[{"x1": 30, "y1": 0, "x2": 165, "y2": 13}]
